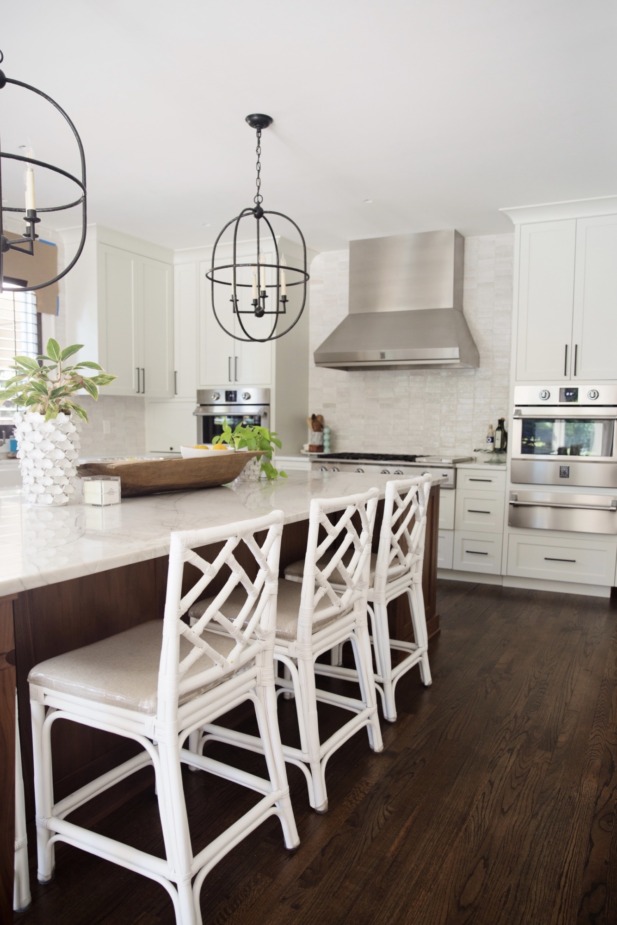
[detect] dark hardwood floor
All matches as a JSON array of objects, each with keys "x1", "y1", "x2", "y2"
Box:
[{"x1": 15, "y1": 580, "x2": 617, "y2": 925}]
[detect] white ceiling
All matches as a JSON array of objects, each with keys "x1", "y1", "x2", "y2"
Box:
[{"x1": 2, "y1": 0, "x2": 616, "y2": 254}]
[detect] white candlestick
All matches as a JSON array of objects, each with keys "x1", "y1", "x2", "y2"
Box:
[
  {"x1": 252, "y1": 272, "x2": 258, "y2": 300},
  {"x1": 25, "y1": 165, "x2": 36, "y2": 212},
  {"x1": 279, "y1": 256, "x2": 287, "y2": 297}
]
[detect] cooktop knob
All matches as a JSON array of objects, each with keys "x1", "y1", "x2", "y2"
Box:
[
  {"x1": 539, "y1": 389, "x2": 550, "y2": 401},
  {"x1": 587, "y1": 389, "x2": 600, "y2": 401},
  {"x1": 212, "y1": 391, "x2": 221, "y2": 401},
  {"x1": 241, "y1": 391, "x2": 252, "y2": 401}
]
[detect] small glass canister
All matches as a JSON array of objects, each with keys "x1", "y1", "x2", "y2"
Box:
[{"x1": 81, "y1": 475, "x2": 122, "y2": 506}]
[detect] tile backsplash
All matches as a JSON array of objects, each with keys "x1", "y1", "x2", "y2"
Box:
[
  {"x1": 308, "y1": 233, "x2": 514, "y2": 456},
  {"x1": 77, "y1": 395, "x2": 146, "y2": 458}
]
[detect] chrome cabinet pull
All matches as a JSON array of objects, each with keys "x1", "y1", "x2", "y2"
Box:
[
  {"x1": 544, "y1": 556, "x2": 576, "y2": 563},
  {"x1": 227, "y1": 357, "x2": 232, "y2": 382},
  {"x1": 466, "y1": 550, "x2": 489, "y2": 556},
  {"x1": 574, "y1": 344, "x2": 578, "y2": 377},
  {"x1": 468, "y1": 509, "x2": 491, "y2": 514},
  {"x1": 141, "y1": 368, "x2": 146, "y2": 394},
  {"x1": 234, "y1": 356, "x2": 238, "y2": 382},
  {"x1": 174, "y1": 370, "x2": 178, "y2": 395},
  {"x1": 469, "y1": 477, "x2": 492, "y2": 482},
  {"x1": 564, "y1": 343, "x2": 568, "y2": 376}
]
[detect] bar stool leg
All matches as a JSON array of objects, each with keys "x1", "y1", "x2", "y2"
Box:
[{"x1": 14, "y1": 695, "x2": 31, "y2": 912}]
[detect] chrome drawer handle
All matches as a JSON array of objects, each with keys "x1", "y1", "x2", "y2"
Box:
[
  {"x1": 468, "y1": 509, "x2": 491, "y2": 514},
  {"x1": 466, "y1": 550, "x2": 489, "y2": 556},
  {"x1": 544, "y1": 556, "x2": 576, "y2": 563}
]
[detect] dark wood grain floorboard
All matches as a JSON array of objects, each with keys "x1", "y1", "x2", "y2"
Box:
[{"x1": 14, "y1": 580, "x2": 617, "y2": 925}]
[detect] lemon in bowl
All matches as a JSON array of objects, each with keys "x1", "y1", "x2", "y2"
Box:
[{"x1": 180, "y1": 444, "x2": 234, "y2": 459}]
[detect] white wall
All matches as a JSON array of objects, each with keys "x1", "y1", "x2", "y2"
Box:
[{"x1": 308, "y1": 233, "x2": 514, "y2": 456}]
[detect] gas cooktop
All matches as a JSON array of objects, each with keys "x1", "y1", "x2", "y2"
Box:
[
  {"x1": 317, "y1": 452, "x2": 419, "y2": 463},
  {"x1": 317, "y1": 452, "x2": 474, "y2": 465}
]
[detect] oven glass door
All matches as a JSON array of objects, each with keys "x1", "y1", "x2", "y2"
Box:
[
  {"x1": 513, "y1": 409, "x2": 616, "y2": 460},
  {"x1": 198, "y1": 411, "x2": 267, "y2": 444}
]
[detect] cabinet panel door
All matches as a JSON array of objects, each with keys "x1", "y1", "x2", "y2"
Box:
[
  {"x1": 236, "y1": 338, "x2": 273, "y2": 385},
  {"x1": 515, "y1": 221, "x2": 576, "y2": 381},
  {"x1": 199, "y1": 271, "x2": 272, "y2": 386},
  {"x1": 174, "y1": 263, "x2": 199, "y2": 399},
  {"x1": 573, "y1": 215, "x2": 617, "y2": 381},
  {"x1": 141, "y1": 258, "x2": 174, "y2": 398},
  {"x1": 99, "y1": 246, "x2": 139, "y2": 395}
]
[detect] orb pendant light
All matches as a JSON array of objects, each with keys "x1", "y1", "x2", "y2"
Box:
[
  {"x1": 0, "y1": 49, "x2": 87, "y2": 294},
  {"x1": 206, "y1": 113, "x2": 309, "y2": 343}
]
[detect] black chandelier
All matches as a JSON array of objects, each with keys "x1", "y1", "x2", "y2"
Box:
[
  {"x1": 0, "y1": 49, "x2": 87, "y2": 294},
  {"x1": 206, "y1": 113, "x2": 309, "y2": 343}
]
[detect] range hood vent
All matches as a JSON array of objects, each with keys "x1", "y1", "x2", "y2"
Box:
[{"x1": 314, "y1": 230, "x2": 479, "y2": 370}]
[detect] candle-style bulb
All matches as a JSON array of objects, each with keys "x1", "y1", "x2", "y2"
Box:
[{"x1": 25, "y1": 165, "x2": 36, "y2": 212}]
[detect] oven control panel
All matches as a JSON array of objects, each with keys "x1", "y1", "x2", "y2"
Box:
[{"x1": 514, "y1": 384, "x2": 616, "y2": 406}]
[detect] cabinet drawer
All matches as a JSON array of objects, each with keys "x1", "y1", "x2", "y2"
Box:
[
  {"x1": 437, "y1": 530, "x2": 454, "y2": 570},
  {"x1": 507, "y1": 531, "x2": 617, "y2": 586},
  {"x1": 457, "y1": 468, "x2": 507, "y2": 492},
  {"x1": 453, "y1": 531, "x2": 503, "y2": 574},
  {"x1": 455, "y1": 490, "x2": 505, "y2": 533}
]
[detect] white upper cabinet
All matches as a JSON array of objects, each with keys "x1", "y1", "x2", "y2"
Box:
[
  {"x1": 572, "y1": 215, "x2": 617, "y2": 381},
  {"x1": 506, "y1": 200, "x2": 617, "y2": 383},
  {"x1": 62, "y1": 227, "x2": 174, "y2": 398},
  {"x1": 100, "y1": 245, "x2": 174, "y2": 397},
  {"x1": 515, "y1": 220, "x2": 576, "y2": 381},
  {"x1": 173, "y1": 261, "x2": 200, "y2": 399},
  {"x1": 198, "y1": 261, "x2": 273, "y2": 387}
]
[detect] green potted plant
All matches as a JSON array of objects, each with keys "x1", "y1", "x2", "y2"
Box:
[
  {"x1": 213, "y1": 420, "x2": 287, "y2": 480},
  {"x1": 0, "y1": 338, "x2": 116, "y2": 504}
]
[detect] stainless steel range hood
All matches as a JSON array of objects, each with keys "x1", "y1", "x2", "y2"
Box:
[{"x1": 314, "y1": 230, "x2": 479, "y2": 370}]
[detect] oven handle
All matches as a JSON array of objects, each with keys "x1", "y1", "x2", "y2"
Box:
[
  {"x1": 513, "y1": 407, "x2": 617, "y2": 419},
  {"x1": 509, "y1": 495, "x2": 617, "y2": 512}
]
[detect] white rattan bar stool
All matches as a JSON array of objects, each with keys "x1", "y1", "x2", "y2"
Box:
[
  {"x1": 285, "y1": 475, "x2": 433, "y2": 722},
  {"x1": 190, "y1": 487, "x2": 383, "y2": 813},
  {"x1": 28, "y1": 511, "x2": 298, "y2": 925},
  {"x1": 14, "y1": 694, "x2": 31, "y2": 912}
]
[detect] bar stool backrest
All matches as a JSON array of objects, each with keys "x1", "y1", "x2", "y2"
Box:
[
  {"x1": 373, "y1": 475, "x2": 432, "y2": 597},
  {"x1": 296, "y1": 488, "x2": 379, "y2": 644},
  {"x1": 157, "y1": 511, "x2": 284, "y2": 724}
]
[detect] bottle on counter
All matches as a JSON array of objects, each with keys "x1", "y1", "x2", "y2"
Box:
[
  {"x1": 486, "y1": 424, "x2": 495, "y2": 452},
  {"x1": 494, "y1": 418, "x2": 507, "y2": 453}
]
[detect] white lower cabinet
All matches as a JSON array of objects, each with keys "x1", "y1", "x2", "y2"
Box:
[
  {"x1": 506, "y1": 531, "x2": 617, "y2": 587},
  {"x1": 453, "y1": 532, "x2": 503, "y2": 574},
  {"x1": 437, "y1": 490, "x2": 455, "y2": 568},
  {"x1": 452, "y1": 466, "x2": 506, "y2": 575},
  {"x1": 437, "y1": 529, "x2": 454, "y2": 569}
]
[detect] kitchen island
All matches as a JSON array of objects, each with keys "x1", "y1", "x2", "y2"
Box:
[{"x1": 0, "y1": 470, "x2": 440, "y2": 920}]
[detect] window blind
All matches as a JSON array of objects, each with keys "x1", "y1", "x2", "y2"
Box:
[{"x1": 0, "y1": 289, "x2": 40, "y2": 420}]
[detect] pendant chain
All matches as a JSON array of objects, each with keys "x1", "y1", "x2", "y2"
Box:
[{"x1": 254, "y1": 129, "x2": 263, "y2": 206}]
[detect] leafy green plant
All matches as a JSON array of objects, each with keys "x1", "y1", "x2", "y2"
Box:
[
  {"x1": 213, "y1": 421, "x2": 287, "y2": 480},
  {"x1": 0, "y1": 338, "x2": 116, "y2": 422}
]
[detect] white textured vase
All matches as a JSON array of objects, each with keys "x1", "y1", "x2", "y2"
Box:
[{"x1": 14, "y1": 411, "x2": 81, "y2": 505}]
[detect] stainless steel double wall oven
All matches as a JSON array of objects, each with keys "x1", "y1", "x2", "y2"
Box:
[{"x1": 509, "y1": 384, "x2": 617, "y2": 534}]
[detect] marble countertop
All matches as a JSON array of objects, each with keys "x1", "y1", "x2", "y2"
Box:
[{"x1": 0, "y1": 470, "x2": 393, "y2": 597}]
